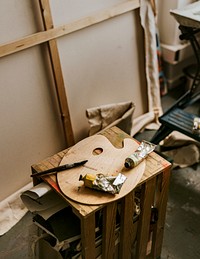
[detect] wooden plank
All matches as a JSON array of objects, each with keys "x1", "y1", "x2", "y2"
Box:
[
  {"x1": 81, "y1": 213, "x2": 96, "y2": 259},
  {"x1": 38, "y1": 0, "x2": 75, "y2": 147},
  {"x1": 150, "y1": 169, "x2": 171, "y2": 258},
  {"x1": 136, "y1": 177, "x2": 157, "y2": 259},
  {"x1": 140, "y1": 151, "x2": 171, "y2": 184},
  {"x1": 119, "y1": 191, "x2": 135, "y2": 259},
  {"x1": 102, "y1": 202, "x2": 118, "y2": 259},
  {"x1": 0, "y1": 0, "x2": 140, "y2": 58}
]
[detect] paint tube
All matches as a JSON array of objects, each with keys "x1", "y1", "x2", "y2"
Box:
[
  {"x1": 124, "y1": 140, "x2": 156, "y2": 169},
  {"x1": 193, "y1": 117, "x2": 200, "y2": 133},
  {"x1": 79, "y1": 173, "x2": 126, "y2": 194}
]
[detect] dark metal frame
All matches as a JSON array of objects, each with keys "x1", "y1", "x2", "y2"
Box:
[{"x1": 151, "y1": 25, "x2": 200, "y2": 144}]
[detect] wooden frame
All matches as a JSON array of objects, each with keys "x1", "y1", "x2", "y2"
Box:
[
  {"x1": 0, "y1": 1, "x2": 140, "y2": 58},
  {"x1": 0, "y1": 0, "x2": 140, "y2": 147}
]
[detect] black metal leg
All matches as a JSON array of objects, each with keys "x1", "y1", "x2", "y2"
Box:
[{"x1": 150, "y1": 125, "x2": 173, "y2": 144}]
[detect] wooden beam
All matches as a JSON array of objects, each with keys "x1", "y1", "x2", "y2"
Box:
[
  {"x1": 39, "y1": 0, "x2": 75, "y2": 147},
  {"x1": 0, "y1": 0, "x2": 140, "y2": 58}
]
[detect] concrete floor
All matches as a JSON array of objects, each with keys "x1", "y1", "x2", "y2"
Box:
[{"x1": 0, "y1": 87, "x2": 199, "y2": 259}]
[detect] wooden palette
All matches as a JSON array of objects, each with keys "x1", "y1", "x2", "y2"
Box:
[{"x1": 57, "y1": 135, "x2": 145, "y2": 205}]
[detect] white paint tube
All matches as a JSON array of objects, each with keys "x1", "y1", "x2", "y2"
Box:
[{"x1": 124, "y1": 140, "x2": 156, "y2": 169}]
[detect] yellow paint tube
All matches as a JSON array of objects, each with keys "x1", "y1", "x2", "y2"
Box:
[
  {"x1": 79, "y1": 173, "x2": 96, "y2": 188},
  {"x1": 79, "y1": 173, "x2": 126, "y2": 194}
]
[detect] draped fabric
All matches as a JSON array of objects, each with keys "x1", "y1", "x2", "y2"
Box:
[{"x1": 131, "y1": 0, "x2": 162, "y2": 136}]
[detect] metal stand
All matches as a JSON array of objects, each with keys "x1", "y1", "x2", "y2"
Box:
[{"x1": 151, "y1": 25, "x2": 200, "y2": 144}]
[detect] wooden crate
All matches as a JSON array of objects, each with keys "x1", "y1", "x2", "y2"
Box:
[{"x1": 31, "y1": 127, "x2": 171, "y2": 259}]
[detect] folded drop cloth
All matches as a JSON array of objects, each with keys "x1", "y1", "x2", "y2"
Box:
[
  {"x1": 0, "y1": 182, "x2": 33, "y2": 235},
  {"x1": 161, "y1": 131, "x2": 200, "y2": 168},
  {"x1": 86, "y1": 101, "x2": 135, "y2": 136}
]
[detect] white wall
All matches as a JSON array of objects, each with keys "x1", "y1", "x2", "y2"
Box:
[
  {"x1": 0, "y1": 0, "x2": 66, "y2": 201},
  {"x1": 157, "y1": 0, "x2": 196, "y2": 45},
  {"x1": 0, "y1": 0, "x2": 147, "y2": 201},
  {"x1": 57, "y1": 11, "x2": 147, "y2": 141}
]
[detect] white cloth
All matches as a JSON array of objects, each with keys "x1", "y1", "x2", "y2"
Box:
[
  {"x1": 0, "y1": 182, "x2": 33, "y2": 235},
  {"x1": 134, "y1": 0, "x2": 162, "y2": 134},
  {"x1": 161, "y1": 131, "x2": 200, "y2": 168}
]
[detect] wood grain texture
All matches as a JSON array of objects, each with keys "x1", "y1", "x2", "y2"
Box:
[
  {"x1": 150, "y1": 169, "x2": 171, "y2": 258},
  {"x1": 136, "y1": 177, "x2": 157, "y2": 258},
  {"x1": 81, "y1": 213, "x2": 96, "y2": 259},
  {"x1": 102, "y1": 202, "x2": 118, "y2": 258},
  {"x1": 119, "y1": 192, "x2": 135, "y2": 259},
  {"x1": 31, "y1": 127, "x2": 171, "y2": 258},
  {"x1": 57, "y1": 134, "x2": 146, "y2": 205},
  {"x1": 39, "y1": 0, "x2": 75, "y2": 147},
  {"x1": 31, "y1": 127, "x2": 171, "y2": 216}
]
